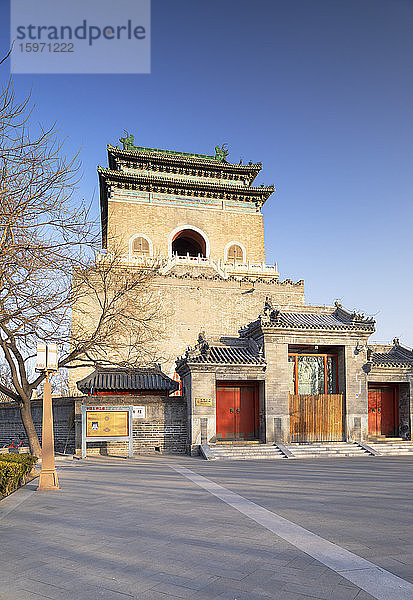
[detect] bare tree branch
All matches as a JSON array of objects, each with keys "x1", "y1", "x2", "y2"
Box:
[{"x1": 0, "y1": 71, "x2": 164, "y2": 456}]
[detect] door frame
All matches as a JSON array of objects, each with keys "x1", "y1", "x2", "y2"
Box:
[
  {"x1": 215, "y1": 381, "x2": 260, "y2": 441},
  {"x1": 368, "y1": 383, "x2": 399, "y2": 438}
]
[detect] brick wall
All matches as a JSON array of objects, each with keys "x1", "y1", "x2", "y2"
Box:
[
  {"x1": 133, "y1": 396, "x2": 187, "y2": 454},
  {"x1": 74, "y1": 394, "x2": 188, "y2": 456},
  {"x1": 69, "y1": 273, "x2": 305, "y2": 392},
  {"x1": 399, "y1": 383, "x2": 410, "y2": 439},
  {"x1": 108, "y1": 199, "x2": 266, "y2": 262},
  {"x1": 0, "y1": 398, "x2": 75, "y2": 453}
]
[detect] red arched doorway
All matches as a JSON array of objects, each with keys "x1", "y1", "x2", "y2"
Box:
[{"x1": 172, "y1": 229, "x2": 207, "y2": 257}]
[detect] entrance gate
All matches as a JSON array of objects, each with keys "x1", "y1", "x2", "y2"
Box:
[
  {"x1": 368, "y1": 386, "x2": 398, "y2": 437},
  {"x1": 216, "y1": 384, "x2": 258, "y2": 440},
  {"x1": 289, "y1": 394, "x2": 344, "y2": 443}
]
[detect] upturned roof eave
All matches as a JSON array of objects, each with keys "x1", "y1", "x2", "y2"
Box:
[
  {"x1": 256, "y1": 323, "x2": 375, "y2": 335},
  {"x1": 177, "y1": 359, "x2": 266, "y2": 368},
  {"x1": 98, "y1": 166, "x2": 274, "y2": 203},
  {"x1": 107, "y1": 144, "x2": 262, "y2": 175},
  {"x1": 370, "y1": 362, "x2": 413, "y2": 369}
]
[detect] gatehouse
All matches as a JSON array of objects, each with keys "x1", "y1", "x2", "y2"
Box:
[{"x1": 68, "y1": 137, "x2": 413, "y2": 457}]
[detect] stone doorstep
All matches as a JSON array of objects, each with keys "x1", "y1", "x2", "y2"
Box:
[
  {"x1": 290, "y1": 451, "x2": 369, "y2": 455},
  {"x1": 214, "y1": 440, "x2": 264, "y2": 446},
  {"x1": 286, "y1": 448, "x2": 355, "y2": 451},
  {"x1": 209, "y1": 448, "x2": 284, "y2": 453},
  {"x1": 290, "y1": 453, "x2": 370, "y2": 458},
  {"x1": 288, "y1": 447, "x2": 368, "y2": 452},
  {"x1": 212, "y1": 454, "x2": 285, "y2": 460},
  {"x1": 367, "y1": 440, "x2": 413, "y2": 455},
  {"x1": 202, "y1": 443, "x2": 286, "y2": 460},
  {"x1": 208, "y1": 446, "x2": 284, "y2": 451},
  {"x1": 210, "y1": 451, "x2": 285, "y2": 457},
  {"x1": 210, "y1": 445, "x2": 282, "y2": 451}
]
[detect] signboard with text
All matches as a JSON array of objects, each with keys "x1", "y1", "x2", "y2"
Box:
[
  {"x1": 81, "y1": 405, "x2": 133, "y2": 458},
  {"x1": 132, "y1": 406, "x2": 146, "y2": 419},
  {"x1": 195, "y1": 397, "x2": 213, "y2": 407}
]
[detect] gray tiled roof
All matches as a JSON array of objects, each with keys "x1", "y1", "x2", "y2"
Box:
[
  {"x1": 186, "y1": 345, "x2": 265, "y2": 365},
  {"x1": 371, "y1": 346, "x2": 413, "y2": 368},
  {"x1": 258, "y1": 305, "x2": 375, "y2": 331},
  {"x1": 76, "y1": 368, "x2": 179, "y2": 393}
]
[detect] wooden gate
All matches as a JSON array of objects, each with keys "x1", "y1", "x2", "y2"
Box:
[
  {"x1": 368, "y1": 386, "x2": 398, "y2": 437},
  {"x1": 216, "y1": 385, "x2": 258, "y2": 440},
  {"x1": 289, "y1": 394, "x2": 344, "y2": 442}
]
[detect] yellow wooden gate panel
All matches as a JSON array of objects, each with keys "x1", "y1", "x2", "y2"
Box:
[{"x1": 289, "y1": 394, "x2": 344, "y2": 442}]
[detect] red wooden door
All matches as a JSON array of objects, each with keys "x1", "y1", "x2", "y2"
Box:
[
  {"x1": 216, "y1": 387, "x2": 238, "y2": 439},
  {"x1": 381, "y1": 387, "x2": 396, "y2": 436},
  {"x1": 368, "y1": 389, "x2": 380, "y2": 436},
  {"x1": 238, "y1": 386, "x2": 256, "y2": 439},
  {"x1": 216, "y1": 385, "x2": 257, "y2": 440},
  {"x1": 368, "y1": 387, "x2": 397, "y2": 437}
]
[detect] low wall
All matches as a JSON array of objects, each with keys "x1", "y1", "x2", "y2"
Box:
[
  {"x1": 74, "y1": 394, "x2": 188, "y2": 456},
  {"x1": 0, "y1": 398, "x2": 75, "y2": 453},
  {"x1": 0, "y1": 393, "x2": 188, "y2": 457}
]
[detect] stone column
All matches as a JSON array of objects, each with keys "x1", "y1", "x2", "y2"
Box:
[
  {"x1": 189, "y1": 370, "x2": 216, "y2": 453},
  {"x1": 408, "y1": 374, "x2": 413, "y2": 441},
  {"x1": 344, "y1": 344, "x2": 369, "y2": 441},
  {"x1": 263, "y1": 338, "x2": 289, "y2": 443}
]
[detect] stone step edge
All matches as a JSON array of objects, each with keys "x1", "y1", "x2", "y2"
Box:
[
  {"x1": 208, "y1": 450, "x2": 284, "y2": 455},
  {"x1": 211, "y1": 451, "x2": 285, "y2": 456},
  {"x1": 212, "y1": 455, "x2": 286, "y2": 461}
]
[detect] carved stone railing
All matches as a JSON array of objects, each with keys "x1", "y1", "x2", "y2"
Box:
[
  {"x1": 97, "y1": 252, "x2": 279, "y2": 279},
  {"x1": 220, "y1": 259, "x2": 279, "y2": 278}
]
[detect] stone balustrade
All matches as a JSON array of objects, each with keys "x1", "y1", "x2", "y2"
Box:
[{"x1": 97, "y1": 252, "x2": 279, "y2": 279}]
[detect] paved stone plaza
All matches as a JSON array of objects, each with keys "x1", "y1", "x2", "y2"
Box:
[{"x1": 1, "y1": 456, "x2": 413, "y2": 600}]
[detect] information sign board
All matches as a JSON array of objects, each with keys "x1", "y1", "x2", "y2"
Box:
[
  {"x1": 195, "y1": 397, "x2": 213, "y2": 406},
  {"x1": 81, "y1": 405, "x2": 133, "y2": 458},
  {"x1": 86, "y1": 410, "x2": 129, "y2": 437}
]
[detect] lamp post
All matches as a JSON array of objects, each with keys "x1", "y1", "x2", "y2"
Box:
[{"x1": 36, "y1": 343, "x2": 60, "y2": 491}]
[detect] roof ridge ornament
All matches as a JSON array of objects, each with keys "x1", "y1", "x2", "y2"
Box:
[
  {"x1": 215, "y1": 143, "x2": 229, "y2": 163},
  {"x1": 333, "y1": 302, "x2": 375, "y2": 325},
  {"x1": 185, "y1": 331, "x2": 210, "y2": 359},
  {"x1": 120, "y1": 130, "x2": 134, "y2": 150},
  {"x1": 260, "y1": 297, "x2": 281, "y2": 325}
]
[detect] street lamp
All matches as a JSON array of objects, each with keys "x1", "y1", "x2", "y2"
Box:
[{"x1": 36, "y1": 343, "x2": 60, "y2": 491}]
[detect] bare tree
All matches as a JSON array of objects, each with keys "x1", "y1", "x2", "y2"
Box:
[{"x1": 0, "y1": 75, "x2": 163, "y2": 456}]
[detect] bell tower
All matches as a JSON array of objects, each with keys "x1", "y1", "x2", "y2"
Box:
[
  {"x1": 96, "y1": 135, "x2": 304, "y2": 372},
  {"x1": 98, "y1": 135, "x2": 274, "y2": 271}
]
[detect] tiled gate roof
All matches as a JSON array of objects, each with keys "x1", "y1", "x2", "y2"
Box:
[{"x1": 77, "y1": 367, "x2": 179, "y2": 394}]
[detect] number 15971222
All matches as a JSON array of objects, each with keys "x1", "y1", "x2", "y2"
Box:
[{"x1": 19, "y1": 42, "x2": 74, "y2": 52}]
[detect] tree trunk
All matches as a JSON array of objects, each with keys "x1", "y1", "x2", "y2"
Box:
[{"x1": 20, "y1": 402, "x2": 42, "y2": 457}]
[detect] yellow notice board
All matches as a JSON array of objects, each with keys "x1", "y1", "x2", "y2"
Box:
[
  {"x1": 195, "y1": 398, "x2": 213, "y2": 406},
  {"x1": 86, "y1": 410, "x2": 129, "y2": 437}
]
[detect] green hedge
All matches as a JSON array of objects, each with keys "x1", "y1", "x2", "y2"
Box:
[{"x1": 0, "y1": 454, "x2": 38, "y2": 497}]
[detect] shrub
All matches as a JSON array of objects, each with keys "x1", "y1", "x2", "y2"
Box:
[{"x1": 0, "y1": 454, "x2": 38, "y2": 497}]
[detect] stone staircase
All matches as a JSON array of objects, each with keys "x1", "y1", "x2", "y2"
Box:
[
  {"x1": 365, "y1": 439, "x2": 413, "y2": 456},
  {"x1": 201, "y1": 442, "x2": 287, "y2": 461},
  {"x1": 285, "y1": 442, "x2": 373, "y2": 458},
  {"x1": 200, "y1": 440, "x2": 413, "y2": 461}
]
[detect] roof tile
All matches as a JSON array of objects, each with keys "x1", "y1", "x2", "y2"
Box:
[{"x1": 76, "y1": 368, "x2": 179, "y2": 394}]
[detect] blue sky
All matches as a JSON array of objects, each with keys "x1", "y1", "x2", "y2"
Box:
[{"x1": 1, "y1": 0, "x2": 412, "y2": 344}]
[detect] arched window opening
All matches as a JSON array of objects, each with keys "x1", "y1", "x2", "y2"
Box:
[
  {"x1": 227, "y1": 244, "x2": 244, "y2": 263},
  {"x1": 172, "y1": 229, "x2": 206, "y2": 257},
  {"x1": 132, "y1": 236, "x2": 150, "y2": 256}
]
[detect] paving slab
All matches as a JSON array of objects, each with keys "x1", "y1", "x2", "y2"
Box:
[{"x1": 1, "y1": 456, "x2": 412, "y2": 599}]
